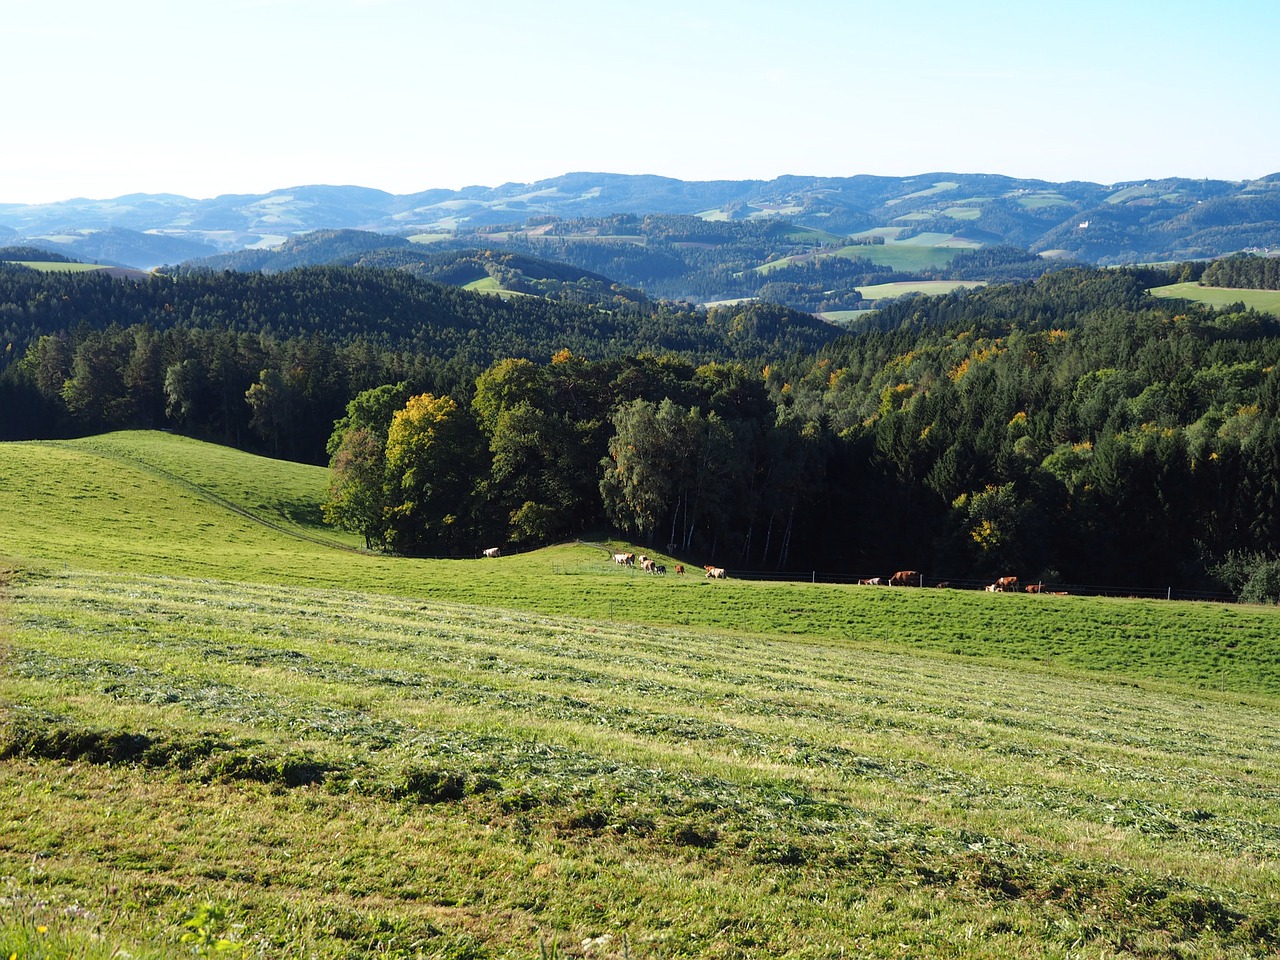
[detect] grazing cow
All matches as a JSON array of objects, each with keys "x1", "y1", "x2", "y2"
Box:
[
  {"x1": 482, "y1": 547, "x2": 501, "y2": 558},
  {"x1": 613, "y1": 552, "x2": 635, "y2": 566},
  {"x1": 889, "y1": 570, "x2": 919, "y2": 586},
  {"x1": 992, "y1": 575, "x2": 1018, "y2": 592},
  {"x1": 704, "y1": 565, "x2": 726, "y2": 579},
  {"x1": 674, "y1": 564, "x2": 685, "y2": 576},
  {"x1": 655, "y1": 564, "x2": 666, "y2": 575},
  {"x1": 641, "y1": 557, "x2": 656, "y2": 573},
  {"x1": 857, "y1": 577, "x2": 883, "y2": 586}
]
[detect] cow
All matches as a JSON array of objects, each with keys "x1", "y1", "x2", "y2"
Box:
[
  {"x1": 482, "y1": 547, "x2": 501, "y2": 558},
  {"x1": 613, "y1": 552, "x2": 635, "y2": 566},
  {"x1": 992, "y1": 576, "x2": 1018, "y2": 592},
  {"x1": 655, "y1": 564, "x2": 666, "y2": 575},
  {"x1": 889, "y1": 570, "x2": 919, "y2": 586},
  {"x1": 674, "y1": 564, "x2": 685, "y2": 576},
  {"x1": 704, "y1": 565, "x2": 726, "y2": 579},
  {"x1": 641, "y1": 557, "x2": 656, "y2": 573},
  {"x1": 858, "y1": 577, "x2": 883, "y2": 586},
  {"x1": 1025, "y1": 583, "x2": 1043, "y2": 594}
]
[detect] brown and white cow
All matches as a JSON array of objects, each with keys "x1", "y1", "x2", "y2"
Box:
[
  {"x1": 704, "y1": 565, "x2": 726, "y2": 579},
  {"x1": 889, "y1": 570, "x2": 919, "y2": 586},
  {"x1": 991, "y1": 575, "x2": 1018, "y2": 592}
]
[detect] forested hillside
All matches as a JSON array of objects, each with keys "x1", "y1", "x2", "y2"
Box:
[
  {"x1": 3, "y1": 259, "x2": 1279, "y2": 598},
  {"x1": 174, "y1": 233, "x2": 653, "y2": 309},
  {"x1": 0, "y1": 262, "x2": 834, "y2": 460},
  {"x1": 172, "y1": 222, "x2": 1067, "y2": 311}
]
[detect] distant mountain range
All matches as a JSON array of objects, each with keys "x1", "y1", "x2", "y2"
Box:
[{"x1": 2, "y1": 171, "x2": 1279, "y2": 272}]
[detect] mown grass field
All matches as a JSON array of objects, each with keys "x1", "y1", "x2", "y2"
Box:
[
  {"x1": 3, "y1": 433, "x2": 1280, "y2": 958},
  {"x1": 1148, "y1": 282, "x2": 1280, "y2": 317}
]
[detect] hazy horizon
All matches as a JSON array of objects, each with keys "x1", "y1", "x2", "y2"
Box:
[{"x1": 6, "y1": 0, "x2": 1279, "y2": 205}]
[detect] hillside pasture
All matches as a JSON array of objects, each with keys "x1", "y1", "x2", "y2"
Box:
[
  {"x1": 1009, "y1": 191, "x2": 1071, "y2": 209},
  {"x1": 3, "y1": 432, "x2": 1280, "y2": 957},
  {"x1": 884, "y1": 181, "x2": 960, "y2": 205},
  {"x1": 830, "y1": 240, "x2": 961, "y2": 271},
  {"x1": 6, "y1": 566, "x2": 1280, "y2": 958},
  {"x1": 857, "y1": 280, "x2": 987, "y2": 300},
  {"x1": 1148, "y1": 281, "x2": 1280, "y2": 317},
  {"x1": 816, "y1": 308, "x2": 874, "y2": 323},
  {"x1": 1, "y1": 432, "x2": 1278, "y2": 692},
  {"x1": 1, "y1": 259, "x2": 110, "y2": 273}
]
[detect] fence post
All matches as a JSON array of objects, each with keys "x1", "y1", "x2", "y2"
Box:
[{"x1": 812, "y1": 571, "x2": 816, "y2": 584}]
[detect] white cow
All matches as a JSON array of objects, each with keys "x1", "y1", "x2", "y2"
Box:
[{"x1": 482, "y1": 547, "x2": 501, "y2": 558}]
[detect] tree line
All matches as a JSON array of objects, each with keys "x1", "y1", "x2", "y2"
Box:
[
  {"x1": 1200, "y1": 253, "x2": 1280, "y2": 290},
  {"x1": 3, "y1": 259, "x2": 1280, "y2": 599},
  {"x1": 0, "y1": 264, "x2": 834, "y2": 461},
  {"x1": 321, "y1": 266, "x2": 1280, "y2": 600}
]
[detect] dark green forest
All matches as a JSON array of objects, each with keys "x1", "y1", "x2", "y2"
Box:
[
  {"x1": 3, "y1": 258, "x2": 1280, "y2": 600},
  {"x1": 1201, "y1": 252, "x2": 1280, "y2": 290},
  {"x1": 0, "y1": 263, "x2": 831, "y2": 460}
]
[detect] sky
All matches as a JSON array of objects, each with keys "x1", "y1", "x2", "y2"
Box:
[{"x1": 6, "y1": 0, "x2": 1279, "y2": 204}]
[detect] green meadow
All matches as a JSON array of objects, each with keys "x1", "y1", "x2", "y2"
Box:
[
  {"x1": 1148, "y1": 282, "x2": 1280, "y2": 317},
  {"x1": 0, "y1": 260, "x2": 110, "y2": 273},
  {"x1": 856, "y1": 280, "x2": 987, "y2": 301},
  {"x1": 3, "y1": 433, "x2": 1280, "y2": 958},
  {"x1": 830, "y1": 241, "x2": 960, "y2": 272}
]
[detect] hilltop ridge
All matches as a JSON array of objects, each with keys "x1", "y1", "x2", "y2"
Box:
[{"x1": 3, "y1": 171, "x2": 1278, "y2": 271}]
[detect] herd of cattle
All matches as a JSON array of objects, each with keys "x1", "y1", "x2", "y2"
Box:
[
  {"x1": 479, "y1": 548, "x2": 1063, "y2": 594},
  {"x1": 610, "y1": 551, "x2": 713, "y2": 577},
  {"x1": 857, "y1": 571, "x2": 1065, "y2": 594}
]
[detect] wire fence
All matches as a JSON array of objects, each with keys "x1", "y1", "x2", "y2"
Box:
[
  {"x1": 506, "y1": 543, "x2": 1248, "y2": 605},
  {"x1": 720, "y1": 568, "x2": 1240, "y2": 603}
]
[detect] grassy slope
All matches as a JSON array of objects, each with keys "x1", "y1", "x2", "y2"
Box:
[
  {"x1": 2, "y1": 260, "x2": 110, "y2": 272},
  {"x1": 1148, "y1": 282, "x2": 1280, "y2": 317},
  {"x1": 831, "y1": 242, "x2": 959, "y2": 271},
  {"x1": 857, "y1": 280, "x2": 987, "y2": 300},
  {"x1": 3, "y1": 432, "x2": 1280, "y2": 958}
]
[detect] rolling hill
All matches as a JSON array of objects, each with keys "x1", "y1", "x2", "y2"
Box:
[
  {"x1": 4, "y1": 172, "x2": 1278, "y2": 276},
  {"x1": 174, "y1": 231, "x2": 652, "y2": 307},
  {"x1": 3, "y1": 430, "x2": 1280, "y2": 957}
]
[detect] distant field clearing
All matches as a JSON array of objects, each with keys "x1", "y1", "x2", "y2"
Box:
[
  {"x1": 858, "y1": 280, "x2": 986, "y2": 300},
  {"x1": 1148, "y1": 282, "x2": 1280, "y2": 316},
  {"x1": 830, "y1": 241, "x2": 962, "y2": 271},
  {"x1": 1, "y1": 260, "x2": 109, "y2": 273}
]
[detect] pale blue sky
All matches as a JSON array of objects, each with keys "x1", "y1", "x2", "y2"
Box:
[{"x1": 6, "y1": 0, "x2": 1278, "y2": 203}]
